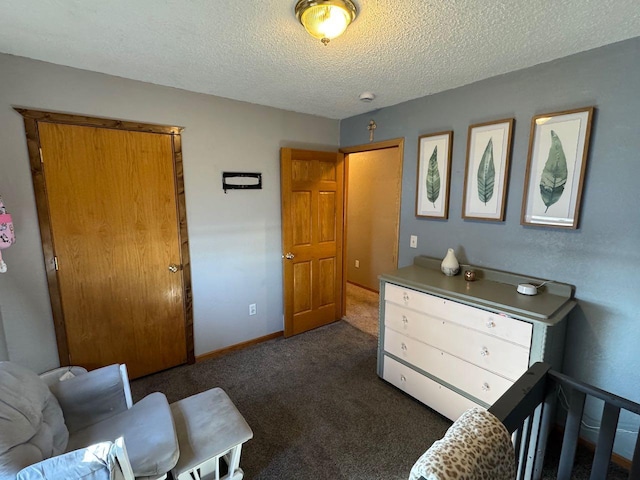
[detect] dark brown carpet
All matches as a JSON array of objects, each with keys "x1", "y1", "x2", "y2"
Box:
[
  {"x1": 132, "y1": 321, "x2": 450, "y2": 479},
  {"x1": 131, "y1": 320, "x2": 630, "y2": 479}
]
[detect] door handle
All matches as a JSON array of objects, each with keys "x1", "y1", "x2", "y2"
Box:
[
  {"x1": 168, "y1": 264, "x2": 181, "y2": 273},
  {"x1": 283, "y1": 252, "x2": 295, "y2": 260}
]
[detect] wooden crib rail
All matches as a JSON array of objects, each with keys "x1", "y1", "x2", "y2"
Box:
[
  {"x1": 488, "y1": 362, "x2": 553, "y2": 479},
  {"x1": 489, "y1": 362, "x2": 551, "y2": 434},
  {"x1": 548, "y1": 369, "x2": 640, "y2": 480},
  {"x1": 488, "y1": 362, "x2": 640, "y2": 480}
]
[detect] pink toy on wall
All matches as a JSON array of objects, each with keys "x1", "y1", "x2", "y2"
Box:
[{"x1": 0, "y1": 196, "x2": 15, "y2": 273}]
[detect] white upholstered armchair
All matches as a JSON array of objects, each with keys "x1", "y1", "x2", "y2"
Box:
[{"x1": 0, "y1": 361, "x2": 179, "y2": 480}]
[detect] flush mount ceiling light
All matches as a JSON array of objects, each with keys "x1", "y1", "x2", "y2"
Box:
[
  {"x1": 295, "y1": 0, "x2": 357, "y2": 46},
  {"x1": 359, "y1": 91, "x2": 375, "y2": 102}
]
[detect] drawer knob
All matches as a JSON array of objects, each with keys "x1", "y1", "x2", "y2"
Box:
[
  {"x1": 486, "y1": 320, "x2": 496, "y2": 328},
  {"x1": 482, "y1": 382, "x2": 490, "y2": 392},
  {"x1": 401, "y1": 342, "x2": 407, "y2": 352},
  {"x1": 402, "y1": 292, "x2": 410, "y2": 303},
  {"x1": 402, "y1": 315, "x2": 409, "y2": 327},
  {"x1": 400, "y1": 375, "x2": 406, "y2": 382},
  {"x1": 480, "y1": 347, "x2": 489, "y2": 357}
]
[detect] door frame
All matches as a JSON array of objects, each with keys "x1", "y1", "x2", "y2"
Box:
[
  {"x1": 339, "y1": 138, "x2": 404, "y2": 317},
  {"x1": 15, "y1": 108, "x2": 195, "y2": 366}
]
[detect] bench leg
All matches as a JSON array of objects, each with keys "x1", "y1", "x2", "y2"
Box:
[
  {"x1": 223, "y1": 444, "x2": 244, "y2": 480},
  {"x1": 175, "y1": 457, "x2": 220, "y2": 480},
  {"x1": 175, "y1": 444, "x2": 245, "y2": 480}
]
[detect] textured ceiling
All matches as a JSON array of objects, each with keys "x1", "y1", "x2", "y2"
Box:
[{"x1": 1, "y1": 1, "x2": 639, "y2": 119}]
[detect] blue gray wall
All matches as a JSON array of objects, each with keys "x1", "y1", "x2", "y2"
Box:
[{"x1": 341, "y1": 37, "x2": 640, "y2": 456}]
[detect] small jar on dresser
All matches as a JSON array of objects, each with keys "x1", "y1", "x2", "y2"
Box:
[{"x1": 378, "y1": 255, "x2": 576, "y2": 421}]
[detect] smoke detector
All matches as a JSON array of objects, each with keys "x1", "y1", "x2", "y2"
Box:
[{"x1": 359, "y1": 92, "x2": 376, "y2": 102}]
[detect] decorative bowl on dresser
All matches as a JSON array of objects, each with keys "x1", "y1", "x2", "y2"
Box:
[{"x1": 378, "y1": 255, "x2": 576, "y2": 421}]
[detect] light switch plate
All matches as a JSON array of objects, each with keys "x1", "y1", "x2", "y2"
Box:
[{"x1": 410, "y1": 235, "x2": 418, "y2": 248}]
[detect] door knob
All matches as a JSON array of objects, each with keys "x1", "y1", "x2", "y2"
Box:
[
  {"x1": 168, "y1": 264, "x2": 180, "y2": 273},
  {"x1": 283, "y1": 252, "x2": 295, "y2": 260}
]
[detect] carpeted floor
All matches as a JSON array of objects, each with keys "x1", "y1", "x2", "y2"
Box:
[
  {"x1": 344, "y1": 282, "x2": 379, "y2": 337},
  {"x1": 132, "y1": 321, "x2": 451, "y2": 479},
  {"x1": 132, "y1": 311, "x2": 630, "y2": 479}
]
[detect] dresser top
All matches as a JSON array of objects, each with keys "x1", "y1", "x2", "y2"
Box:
[{"x1": 380, "y1": 256, "x2": 576, "y2": 325}]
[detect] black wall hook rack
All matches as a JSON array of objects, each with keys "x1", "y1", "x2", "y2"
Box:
[{"x1": 222, "y1": 172, "x2": 262, "y2": 193}]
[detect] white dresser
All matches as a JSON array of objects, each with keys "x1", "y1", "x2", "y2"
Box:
[{"x1": 378, "y1": 256, "x2": 576, "y2": 421}]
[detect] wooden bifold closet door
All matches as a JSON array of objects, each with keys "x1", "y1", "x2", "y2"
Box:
[{"x1": 21, "y1": 112, "x2": 193, "y2": 379}]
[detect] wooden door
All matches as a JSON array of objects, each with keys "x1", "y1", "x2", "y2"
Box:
[
  {"x1": 26, "y1": 116, "x2": 192, "y2": 379},
  {"x1": 280, "y1": 148, "x2": 344, "y2": 337}
]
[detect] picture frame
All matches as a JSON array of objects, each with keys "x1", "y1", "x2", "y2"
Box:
[
  {"x1": 415, "y1": 131, "x2": 453, "y2": 218},
  {"x1": 462, "y1": 118, "x2": 514, "y2": 221},
  {"x1": 521, "y1": 107, "x2": 594, "y2": 229}
]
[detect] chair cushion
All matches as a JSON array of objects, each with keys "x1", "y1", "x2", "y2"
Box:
[
  {"x1": 67, "y1": 392, "x2": 179, "y2": 477},
  {"x1": 0, "y1": 362, "x2": 69, "y2": 478},
  {"x1": 49, "y1": 364, "x2": 128, "y2": 434}
]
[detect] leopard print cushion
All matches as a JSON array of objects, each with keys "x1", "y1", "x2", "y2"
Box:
[{"x1": 409, "y1": 407, "x2": 515, "y2": 480}]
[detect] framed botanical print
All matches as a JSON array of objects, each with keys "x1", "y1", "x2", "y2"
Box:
[
  {"x1": 415, "y1": 131, "x2": 453, "y2": 219},
  {"x1": 521, "y1": 107, "x2": 594, "y2": 228},
  {"x1": 462, "y1": 118, "x2": 514, "y2": 221}
]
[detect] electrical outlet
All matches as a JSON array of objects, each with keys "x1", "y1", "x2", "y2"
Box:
[
  {"x1": 410, "y1": 235, "x2": 418, "y2": 248},
  {"x1": 355, "y1": 260, "x2": 360, "y2": 268},
  {"x1": 249, "y1": 303, "x2": 257, "y2": 316}
]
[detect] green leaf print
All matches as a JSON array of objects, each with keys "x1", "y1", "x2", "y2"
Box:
[
  {"x1": 426, "y1": 146, "x2": 440, "y2": 207},
  {"x1": 539, "y1": 130, "x2": 568, "y2": 212},
  {"x1": 477, "y1": 138, "x2": 495, "y2": 205}
]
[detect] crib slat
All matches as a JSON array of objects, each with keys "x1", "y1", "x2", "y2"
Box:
[
  {"x1": 629, "y1": 429, "x2": 640, "y2": 480},
  {"x1": 519, "y1": 416, "x2": 533, "y2": 480},
  {"x1": 521, "y1": 403, "x2": 544, "y2": 480},
  {"x1": 589, "y1": 403, "x2": 620, "y2": 480},
  {"x1": 557, "y1": 389, "x2": 586, "y2": 479},
  {"x1": 532, "y1": 387, "x2": 557, "y2": 480},
  {"x1": 513, "y1": 427, "x2": 523, "y2": 471}
]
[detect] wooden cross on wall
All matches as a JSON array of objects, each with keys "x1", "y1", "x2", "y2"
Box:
[{"x1": 368, "y1": 120, "x2": 377, "y2": 142}]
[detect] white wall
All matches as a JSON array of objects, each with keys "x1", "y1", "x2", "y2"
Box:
[{"x1": 0, "y1": 53, "x2": 339, "y2": 373}]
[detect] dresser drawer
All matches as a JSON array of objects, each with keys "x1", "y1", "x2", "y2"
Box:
[
  {"x1": 384, "y1": 301, "x2": 529, "y2": 380},
  {"x1": 383, "y1": 355, "x2": 478, "y2": 421},
  {"x1": 384, "y1": 328, "x2": 514, "y2": 405},
  {"x1": 384, "y1": 283, "x2": 533, "y2": 347},
  {"x1": 385, "y1": 282, "x2": 436, "y2": 314},
  {"x1": 384, "y1": 301, "x2": 438, "y2": 337}
]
